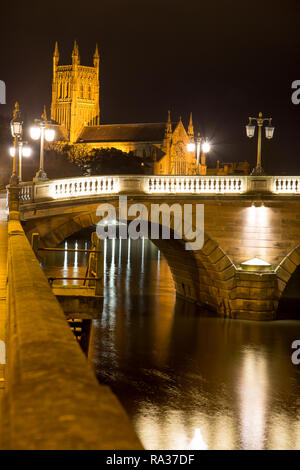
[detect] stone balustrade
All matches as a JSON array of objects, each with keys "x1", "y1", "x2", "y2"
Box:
[
  {"x1": 18, "y1": 175, "x2": 300, "y2": 204},
  {"x1": 272, "y1": 176, "x2": 300, "y2": 194}
]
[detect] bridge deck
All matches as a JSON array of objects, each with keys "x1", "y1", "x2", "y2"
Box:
[{"x1": 0, "y1": 195, "x2": 7, "y2": 394}]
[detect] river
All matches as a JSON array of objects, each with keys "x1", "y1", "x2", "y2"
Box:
[{"x1": 43, "y1": 233, "x2": 300, "y2": 450}]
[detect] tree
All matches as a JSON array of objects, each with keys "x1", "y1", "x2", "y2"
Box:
[{"x1": 53, "y1": 143, "x2": 153, "y2": 175}]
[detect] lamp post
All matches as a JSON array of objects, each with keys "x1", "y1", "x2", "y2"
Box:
[
  {"x1": 246, "y1": 112, "x2": 275, "y2": 175},
  {"x1": 9, "y1": 142, "x2": 32, "y2": 183},
  {"x1": 30, "y1": 113, "x2": 55, "y2": 181},
  {"x1": 187, "y1": 133, "x2": 211, "y2": 175},
  {"x1": 10, "y1": 102, "x2": 23, "y2": 185}
]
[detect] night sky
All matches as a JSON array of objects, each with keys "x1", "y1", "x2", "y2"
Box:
[{"x1": 1, "y1": 0, "x2": 300, "y2": 174}]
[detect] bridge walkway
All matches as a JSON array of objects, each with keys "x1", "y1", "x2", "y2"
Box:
[{"x1": 0, "y1": 195, "x2": 7, "y2": 395}]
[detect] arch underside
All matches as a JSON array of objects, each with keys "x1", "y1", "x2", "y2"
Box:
[
  {"x1": 276, "y1": 244, "x2": 300, "y2": 319},
  {"x1": 23, "y1": 208, "x2": 236, "y2": 318},
  {"x1": 23, "y1": 206, "x2": 300, "y2": 321}
]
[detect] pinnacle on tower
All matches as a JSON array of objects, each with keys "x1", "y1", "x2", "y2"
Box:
[
  {"x1": 53, "y1": 42, "x2": 59, "y2": 77},
  {"x1": 94, "y1": 43, "x2": 99, "y2": 58},
  {"x1": 72, "y1": 40, "x2": 78, "y2": 56},
  {"x1": 53, "y1": 41, "x2": 59, "y2": 58},
  {"x1": 93, "y1": 43, "x2": 100, "y2": 70},
  {"x1": 188, "y1": 112, "x2": 194, "y2": 138},
  {"x1": 72, "y1": 40, "x2": 80, "y2": 64},
  {"x1": 166, "y1": 110, "x2": 172, "y2": 135},
  {"x1": 42, "y1": 105, "x2": 47, "y2": 121}
]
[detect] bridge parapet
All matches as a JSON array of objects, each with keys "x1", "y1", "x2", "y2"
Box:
[
  {"x1": 18, "y1": 175, "x2": 300, "y2": 204},
  {"x1": 272, "y1": 176, "x2": 300, "y2": 193},
  {"x1": 1, "y1": 215, "x2": 142, "y2": 449}
]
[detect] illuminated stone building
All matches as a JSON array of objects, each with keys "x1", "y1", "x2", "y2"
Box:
[
  {"x1": 51, "y1": 41, "x2": 100, "y2": 144},
  {"x1": 51, "y1": 42, "x2": 205, "y2": 175}
]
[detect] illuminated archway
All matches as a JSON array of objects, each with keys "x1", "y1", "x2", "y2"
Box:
[{"x1": 23, "y1": 204, "x2": 236, "y2": 317}]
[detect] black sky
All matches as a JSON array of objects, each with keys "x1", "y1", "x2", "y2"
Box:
[{"x1": 1, "y1": 0, "x2": 300, "y2": 174}]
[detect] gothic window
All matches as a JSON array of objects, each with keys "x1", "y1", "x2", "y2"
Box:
[
  {"x1": 80, "y1": 83, "x2": 84, "y2": 99},
  {"x1": 88, "y1": 85, "x2": 91, "y2": 100},
  {"x1": 173, "y1": 142, "x2": 186, "y2": 175}
]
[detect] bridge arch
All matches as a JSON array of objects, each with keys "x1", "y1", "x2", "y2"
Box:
[
  {"x1": 19, "y1": 175, "x2": 300, "y2": 321},
  {"x1": 276, "y1": 244, "x2": 300, "y2": 319},
  {"x1": 23, "y1": 202, "x2": 236, "y2": 317}
]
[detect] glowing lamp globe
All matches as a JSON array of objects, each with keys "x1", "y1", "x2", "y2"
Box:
[
  {"x1": 30, "y1": 126, "x2": 41, "y2": 140},
  {"x1": 202, "y1": 141, "x2": 211, "y2": 153},
  {"x1": 187, "y1": 142, "x2": 195, "y2": 152},
  {"x1": 22, "y1": 146, "x2": 32, "y2": 157},
  {"x1": 45, "y1": 128, "x2": 55, "y2": 142},
  {"x1": 9, "y1": 147, "x2": 15, "y2": 157},
  {"x1": 10, "y1": 103, "x2": 23, "y2": 137},
  {"x1": 246, "y1": 124, "x2": 255, "y2": 138},
  {"x1": 10, "y1": 120, "x2": 22, "y2": 138},
  {"x1": 265, "y1": 126, "x2": 275, "y2": 139}
]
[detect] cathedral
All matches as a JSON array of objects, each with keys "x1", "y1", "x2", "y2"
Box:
[{"x1": 50, "y1": 41, "x2": 206, "y2": 176}]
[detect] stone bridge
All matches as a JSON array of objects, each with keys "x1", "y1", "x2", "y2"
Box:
[{"x1": 19, "y1": 174, "x2": 300, "y2": 321}]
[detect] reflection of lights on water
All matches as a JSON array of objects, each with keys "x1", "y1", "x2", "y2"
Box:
[
  {"x1": 155, "y1": 250, "x2": 161, "y2": 296},
  {"x1": 108, "y1": 238, "x2": 116, "y2": 306},
  {"x1": 141, "y1": 236, "x2": 145, "y2": 274},
  {"x1": 127, "y1": 237, "x2": 131, "y2": 265},
  {"x1": 118, "y1": 238, "x2": 122, "y2": 270},
  {"x1": 126, "y1": 238, "x2": 131, "y2": 294},
  {"x1": 268, "y1": 413, "x2": 300, "y2": 450},
  {"x1": 110, "y1": 238, "x2": 116, "y2": 289},
  {"x1": 63, "y1": 240, "x2": 68, "y2": 271},
  {"x1": 188, "y1": 428, "x2": 208, "y2": 450},
  {"x1": 103, "y1": 238, "x2": 107, "y2": 281},
  {"x1": 135, "y1": 410, "x2": 209, "y2": 451},
  {"x1": 74, "y1": 241, "x2": 78, "y2": 271},
  {"x1": 111, "y1": 237, "x2": 115, "y2": 268},
  {"x1": 239, "y1": 349, "x2": 268, "y2": 450}
]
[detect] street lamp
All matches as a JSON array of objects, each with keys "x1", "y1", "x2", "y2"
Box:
[
  {"x1": 9, "y1": 142, "x2": 32, "y2": 183},
  {"x1": 246, "y1": 112, "x2": 275, "y2": 175},
  {"x1": 10, "y1": 102, "x2": 23, "y2": 185},
  {"x1": 30, "y1": 111, "x2": 55, "y2": 181},
  {"x1": 187, "y1": 133, "x2": 211, "y2": 175}
]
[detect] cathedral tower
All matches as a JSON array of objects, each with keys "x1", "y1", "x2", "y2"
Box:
[{"x1": 51, "y1": 41, "x2": 100, "y2": 143}]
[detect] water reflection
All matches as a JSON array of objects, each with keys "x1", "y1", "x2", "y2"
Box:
[{"x1": 43, "y1": 234, "x2": 300, "y2": 450}]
